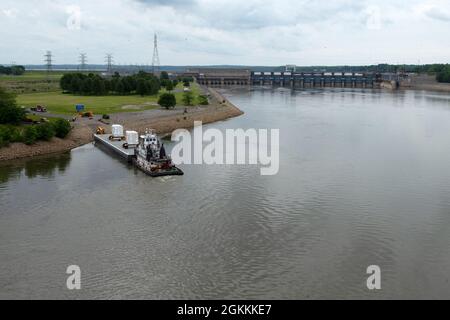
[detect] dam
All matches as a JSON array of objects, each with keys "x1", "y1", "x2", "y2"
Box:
[{"x1": 187, "y1": 68, "x2": 382, "y2": 88}]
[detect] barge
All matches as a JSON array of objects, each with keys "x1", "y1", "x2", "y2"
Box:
[{"x1": 94, "y1": 126, "x2": 183, "y2": 177}]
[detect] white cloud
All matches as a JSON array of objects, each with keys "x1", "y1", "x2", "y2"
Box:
[
  {"x1": 0, "y1": 0, "x2": 449, "y2": 65},
  {"x1": 2, "y1": 8, "x2": 18, "y2": 18},
  {"x1": 414, "y1": 0, "x2": 450, "y2": 21}
]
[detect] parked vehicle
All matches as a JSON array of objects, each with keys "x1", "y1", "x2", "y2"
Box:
[
  {"x1": 82, "y1": 111, "x2": 94, "y2": 118},
  {"x1": 96, "y1": 126, "x2": 105, "y2": 135},
  {"x1": 31, "y1": 105, "x2": 47, "y2": 112}
]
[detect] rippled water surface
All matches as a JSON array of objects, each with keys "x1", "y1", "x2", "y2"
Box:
[{"x1": 1, "y1": 88, "x2": 450, "y2": 299}]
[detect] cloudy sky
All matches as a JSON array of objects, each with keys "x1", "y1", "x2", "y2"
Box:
[{"x1": 1, "y1": 0, "x2": 450, "y2": 66}]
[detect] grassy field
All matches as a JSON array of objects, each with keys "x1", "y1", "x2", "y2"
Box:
[
  {"x1": 0, "y1": 71, "x2": 68, "y2": 93},
  {"x1": 3, "y1": 70, "x2": 204, "y2": 115},
  {"x1": 17, "y1": 92, "x2": 160, "y2": 115},
  {"x1": 0, "y1": 71, "x2": 67, "y2": 82},
  {"x1": 16, "y1": 82, "x2": 203, "y2": 115}
]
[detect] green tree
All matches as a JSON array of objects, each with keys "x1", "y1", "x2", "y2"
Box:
[
  {"x1": 160, "y1": 79, "x2": 170, "y2": 88},
  {"x1": 98, "y1": 80, "x2": 106, "y2": 95},
  {"x1": 110, "y1": 78, "x2": 119, "y2": 93},
  {"x1": 124, "y1": 76, "x2": 136, "y2": 92},
  {"x1": 0, "y1": 66, "x2": 11, "y2": 75},
  {"x1": 81, "y1": 78, "x2": 93, "y2": 95},
  {"x1": 119, "y1": 78, "x2": 131, "y2": 94},
  {"x1": 60, "y1": 73, "x2": 74, "y2": 92},
  {"x1": 198, "y1": 95, "x2": 209, "y2": 105},
  {"x1": 148, "y1": 78, "x2": 160, "y2": 95},
  {"x1": 23, "y1": 126, "x2": 38, "y2": 145},
  {"x1": 52, "y1": 118, "x2": 71, "y2": 138},
  {"x1": 115, "y1": 80, "x2": 125, "y2": 94},
  {"x1": 92, "y1": 78, "x2": 102, "y2": 95},
  {"x1": 11, "y1": 66, "x2": 25, "y2": 75},
  {"x1": 0, "y1": 87, "x2": 25, "y2": 124},
  {"x1": 160, "y1": 71, "x2": 169, "y2": 80},
  {"x1": 0, "y1": 65, "x2": 25, "y2": 75},
  {"x1": 437, "y1": 65, "x2": 450, "y2": 83},
  {"x1": 158, "y1": 93, "x2": 176, "y2": 109},
  {"x1": 136, "y1": 79, "x2": 150, "y2": 96},
  {"x1": 104, "y1": 80, "x2": 111, "y2": 92},
  {"x1": 165, "y1": 81, "x2": 174, "y2": 91},
  {"x1": 182, "y1": 90, "x2": 194, "y2": 106},
  {"x1": 70, "y1": 77, "x2": 82, "y2": 93},
  {"x1": 35, "y1": 123, "x2": 55, "y2": 141}
]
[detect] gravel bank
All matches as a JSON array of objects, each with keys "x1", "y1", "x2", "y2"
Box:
[{"x1": 115, "y1": 88, "x2": 244, "y2": 135}]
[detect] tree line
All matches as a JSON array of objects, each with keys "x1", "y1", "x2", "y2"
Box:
[
  {"x1": 0, "y1": 119, "x2": 71, "y2": 147},
  {"x1": 436, "y1": 65, "x2": 450, "y2": 83},
  {"x1": 60, "y1": 71, "x2": 165, "y2": 96},
  {"x1": 0, "y1": 65, "x2": 25, "y2": 75}
]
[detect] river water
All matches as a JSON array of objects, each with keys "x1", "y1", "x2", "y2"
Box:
[{"x1": 1, "y1": 87, "x2": 450, "y2": 299}]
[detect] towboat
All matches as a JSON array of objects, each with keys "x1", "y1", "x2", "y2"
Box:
[{"x1": 134, "y1": 129, "x2": 184, "y2": 177}]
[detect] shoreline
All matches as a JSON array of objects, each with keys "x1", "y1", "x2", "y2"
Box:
[
  {"x1": 399, "y1": 74, "x2": 450, "y2": 93},
  {"x1": 3, "y1": 82, "x2": 450, "y2": 163},
  {"x1": 0, "y1": 87, "x2": 244, "y2": 162},
  {"x1": 399, "y1": 83, "x2": 450, "y2": 93},
  {"x1": 0, "y1": 123, "x2": 93, "y2": 162},
  {"x1": 113, "y1": 87, "x2": 244, "y2": 136}
]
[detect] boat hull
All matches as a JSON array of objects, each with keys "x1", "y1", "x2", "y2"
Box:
[{"x1": 133, "y1": 158, "x2": 184, "y2": 177}]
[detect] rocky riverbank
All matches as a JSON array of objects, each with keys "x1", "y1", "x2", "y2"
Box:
[
  {"x1": 0, "y1": 87, "x2": 244, "y2": 162},
  {"x1": 0, "y1": 123, "x2": 93, "y2": 162}
]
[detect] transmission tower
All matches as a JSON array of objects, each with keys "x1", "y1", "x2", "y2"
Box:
[
  {"x1": 79, "y1": 53, "x2": 87, "y2": 71},
  {"x1": 44, "y1": 51, "x2": 53, "y2": 74},
  {"x1": 105, "y1": 53, "x2": 114, "y2": 75},
  {"x1": 152, "y1": 33, "x2": 160, "y2": 75}
]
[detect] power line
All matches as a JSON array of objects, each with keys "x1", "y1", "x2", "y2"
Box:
[{"x1": 152, "y1": 33, "x2": 160, "y2": 75}]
